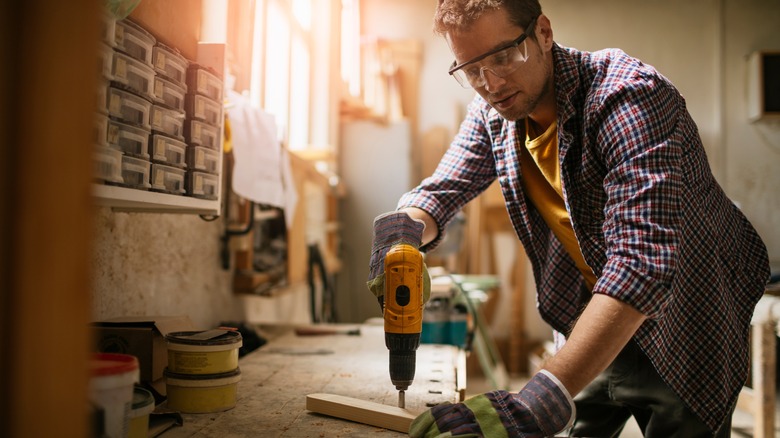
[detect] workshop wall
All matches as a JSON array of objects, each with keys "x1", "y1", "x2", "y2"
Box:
[{"x1": 90, "y1": 207, "x2": 241, "y2": 329}]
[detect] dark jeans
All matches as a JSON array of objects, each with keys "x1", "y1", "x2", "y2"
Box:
[{"x1": 568, "y1": 340, "x2": 732, "y2": 438}]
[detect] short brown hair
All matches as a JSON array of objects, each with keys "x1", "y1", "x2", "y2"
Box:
[{"x1": 433, "y1": 0, "x2": 542, "y2": 36}]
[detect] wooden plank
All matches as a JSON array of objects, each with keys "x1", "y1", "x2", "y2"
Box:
[
  {"x1": 456, "y1": 349, "x2": 468, "y2": 402},
  {"x1": 751, "y1": 322, "x2": 777, "y2": 438},
  {"x1": 306, "y1": 393, "x2": 418, "y2": 433},
  {"x1": 4, "y1": 1, "x2": 98, "y2": 436},
  {"x1": 737, "y1": 387, "x2": 755, "y2": 414}
]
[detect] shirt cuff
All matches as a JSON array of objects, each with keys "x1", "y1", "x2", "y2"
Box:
[{"x1": 538, "y1": 369, "x2": 576, "y2": 431}]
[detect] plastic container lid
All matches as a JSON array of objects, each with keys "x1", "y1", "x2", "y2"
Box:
[
  {"x1": 130, "y1": 386, "x2": 155, "y2": 418},
  {"x1": 165, "y1": 330, "x2": 242, "y2": 346},
  {"x1": 90, "y1": 353, "x2": 139, "y2": 376}
]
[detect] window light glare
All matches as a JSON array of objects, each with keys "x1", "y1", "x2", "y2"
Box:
[{"x1": 292, "y1": 0, "x2": 312, "y2": 30}]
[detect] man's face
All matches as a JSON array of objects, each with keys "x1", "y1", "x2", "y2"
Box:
[{"x1": 445, "y1": 8, "x2": 553, "y2": 121}]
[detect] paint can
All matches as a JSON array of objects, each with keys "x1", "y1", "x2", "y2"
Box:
[
  {"x1": 89, "y1": 353, "x2": 139, "y2": 438},
  {"x1": 128, "y1": 386, "x2": 155, "y2": 438},
  {"x1": 165, "y1": 330, "x2": 243, "y2": 375},
  {"x1": 164, "y1": 368, "x2": 242, "y2": 413}
]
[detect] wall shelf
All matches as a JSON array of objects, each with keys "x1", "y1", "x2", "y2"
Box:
[{"x1": 93, "y1": 184, "x2": 220, "y2": 215}]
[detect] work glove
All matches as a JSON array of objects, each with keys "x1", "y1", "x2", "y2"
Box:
[
  {"x1": 367, "y1": 211, "x2": 431, "y2": 306},
  {"x1": 409, "y1": 370, "x2": 574, "y2": 438}
]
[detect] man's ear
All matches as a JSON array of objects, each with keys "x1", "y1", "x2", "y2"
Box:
[{"x1": 535, "y1": 14, "x2": 554, "y2": 51}]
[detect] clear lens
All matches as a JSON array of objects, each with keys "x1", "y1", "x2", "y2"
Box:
[{"x1": 452, "y1": 40, "x2": 528, "y2": 89}]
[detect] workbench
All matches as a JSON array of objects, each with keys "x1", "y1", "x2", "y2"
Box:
[{"x1": 160, "y1": 323, "x2": 464, "y2": 437}]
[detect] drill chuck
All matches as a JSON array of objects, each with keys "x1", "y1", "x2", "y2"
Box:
[{"x1": 386, "y1": 332, "x2": 421, "y2": 390}]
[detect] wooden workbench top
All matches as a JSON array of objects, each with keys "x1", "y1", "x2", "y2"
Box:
[{"x1": 160, "y1": 323, "x2": 463, "y2": 437}]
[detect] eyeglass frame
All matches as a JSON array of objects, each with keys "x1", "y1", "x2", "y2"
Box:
[{"x1": 447, "y1": 16, "x2": 538, "y2": 87}]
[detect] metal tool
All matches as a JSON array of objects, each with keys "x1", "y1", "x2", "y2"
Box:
[{"x1": 383, "y1": 243, "x2": 424, "y2": 409}]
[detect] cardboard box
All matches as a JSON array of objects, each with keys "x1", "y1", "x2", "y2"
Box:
[{"x1": 92, "y1": 315, "x2": 195, "y2": 384}]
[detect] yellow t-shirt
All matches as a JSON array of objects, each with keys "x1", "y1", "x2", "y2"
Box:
[{"x1": 520, "y1": 119, "x2": 597, "y2": 291}]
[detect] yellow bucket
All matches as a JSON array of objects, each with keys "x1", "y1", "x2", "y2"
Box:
[
  {"x1": 128, "y1": 386, "x2": 155, "y2": 438},
  {"x1": 165, "y1": 330, "x2": 242, "y2": 375},
  {"x1": 164, "y1": 368, "x2": 241, "y2": 413}
]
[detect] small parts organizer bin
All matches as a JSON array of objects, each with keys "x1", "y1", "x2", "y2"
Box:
[
  {"x1": 151, "y1": 164, "x2": 186, "y2": 195},
  {"x1": 95, "y1": 14, "x2": 224, "y2": 198},
  {"x1": 184, "y1": 63, "x2": 223, "y2": 199}
]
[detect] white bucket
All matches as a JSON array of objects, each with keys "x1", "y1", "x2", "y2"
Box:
[{"x1": 89, "y1": 353, "x2": 140, "y2": 438}]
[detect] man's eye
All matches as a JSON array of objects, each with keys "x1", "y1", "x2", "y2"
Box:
[
  {"x1": 491, "y1": 50, "x2": 512, "y2": 66},
  {"x1": 464, "y1": 67, "x2": 481, "y2": 78}
]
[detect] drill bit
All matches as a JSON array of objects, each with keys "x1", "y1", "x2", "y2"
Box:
[{"x1": 398, "y1": 390, "x2": 405, "y2": 409}]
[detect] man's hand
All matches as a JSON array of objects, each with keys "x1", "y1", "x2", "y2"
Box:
[
  {"x1": 409, "y1": 370, "x2": 574, "y2": 438},
  {"x1": 367, "y1": 212, "x2": 430, "y2": 305}
]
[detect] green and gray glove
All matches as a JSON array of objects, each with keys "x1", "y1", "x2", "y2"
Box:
[
  {"x1": 409, "y1": 370, "x2": 574, "y2": 438},
  {"x1": 367, "y1": 211, "x2": 431, "y2": 306}
]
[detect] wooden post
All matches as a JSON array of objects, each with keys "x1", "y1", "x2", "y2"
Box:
[{"x1": 752, "y1": 321, "x2": 777, "y2": 438}]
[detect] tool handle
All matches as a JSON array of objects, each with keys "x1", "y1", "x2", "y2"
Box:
[{"x1": 384, "y1": 244, "x2": 424, "y2": 334}]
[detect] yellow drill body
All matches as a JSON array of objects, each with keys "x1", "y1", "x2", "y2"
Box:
[{"x1": 383, "y1": 243, "x2": 424, "y2": 408}]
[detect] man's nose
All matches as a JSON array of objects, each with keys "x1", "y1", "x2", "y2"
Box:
[{"x1": 480, "y1": 67, "x2": 505, "y2": 92}]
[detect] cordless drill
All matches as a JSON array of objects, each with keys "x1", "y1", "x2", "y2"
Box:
[{"x1": 383, "y1": 243, "x2": 424, "y2": 409}]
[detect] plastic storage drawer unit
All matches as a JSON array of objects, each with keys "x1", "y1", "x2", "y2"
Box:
[
  {"x1": 114, "y1": 19, "x2": 156, "y2": 66},
  {"x1": 186, "y1": 65, "x2": 223, "y2": 102},
  {"x1": 111, "y1": 51, "x2": 156, "y2": 100},
  {"x1": 96, "y1": 79, "x2": 109, "y2": 114},
  {"x1": 151, "y1": 134, "x2": 187, "y2": 168},
  {"x1": 94, "y1": 113, "x2": 109, "y2": 147},
  {"x1": 186, "y1": 171, "x2": 219, "y2": 199},
  {"x1": 151, "y1": 164, "x2": 186, "y2": 195},
  {"x1": 187, "y1": 146, "x2": 220, "y2": 174},
  {"x1": 152, "y1": 43, "x2": 189, "y2": 86},
  {"x1": 152, "y1": 76, "x2": 187, "y2": 112},
  {"x1": 107, "y1": 119, "x2": 151, "y2": 159},
  {"x1": 150, "y1": 105, "x2": 185, "y2": 140},
  {"x1": 100, "y1": 13, "x2": 116, "y2": 47},
  {"x1": 94, "y1": 145, "x2": 124, "y2": 184},
  {"x1": 121, "y1": 155, "x2": 152, "y2": 190},
  {"x1": 98, "y1": 43, "x2": 114, "y2": 80},
  {"x1": 184, "y1": 119, "x2": 220, "y2": 150},
  {"x1": 185, "y1": 94, "x2": 222, "y2": 126},
  {"x1": 108, "y1": 86, "x2": 152, "y2": 129}
]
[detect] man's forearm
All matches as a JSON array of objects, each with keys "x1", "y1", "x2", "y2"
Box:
[{"x1": 542, "y1": 293, "x2": 647, "y2": 397}]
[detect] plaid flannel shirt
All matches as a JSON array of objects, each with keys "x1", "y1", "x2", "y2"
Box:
[{"x1": 398, "y1": 43, "x2": 770, "y2": 431}]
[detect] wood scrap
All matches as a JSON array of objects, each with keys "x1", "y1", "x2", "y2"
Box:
[{"x1": 306, "y1": 393, "x2": 419, "y2": 433}]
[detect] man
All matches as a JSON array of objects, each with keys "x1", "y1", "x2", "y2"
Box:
[{"x1": 367, "y1": 1, "x2": 770, "y2": 437}]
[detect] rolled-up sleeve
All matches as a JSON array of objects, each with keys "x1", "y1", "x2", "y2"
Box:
[
  {"x1": 398, "y1": 97, "x2": 498, "y2": 251},
  {"x1": 590, "y1": 73, "x2": 684, "y2": 318}
]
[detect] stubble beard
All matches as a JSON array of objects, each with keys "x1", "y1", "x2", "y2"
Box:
[{"x1": 493, "y1": 51, "x2": 553, "y2": 122}]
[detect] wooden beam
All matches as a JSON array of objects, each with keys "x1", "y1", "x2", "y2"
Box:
[
  {"x1": 751, "y1": 321, "x2": 776, "y2": 438},
  {"x1": 306, "y1": 393, "x2": 419, "y2": 433}
]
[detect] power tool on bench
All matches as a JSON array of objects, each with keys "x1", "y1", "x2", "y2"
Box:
[{"x1": 383, "y1": 243, "x2": 424, "y2": 409}]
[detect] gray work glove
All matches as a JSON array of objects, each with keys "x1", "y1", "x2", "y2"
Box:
[
  {"x1": 367, "y1": 211, "x2": 430, "y2": 306},
  {"x1": 409, "y1": 370, "x2": 575, "y2": 437}
]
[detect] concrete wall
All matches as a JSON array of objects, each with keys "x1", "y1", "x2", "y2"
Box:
[{"x1": 90, "y1": 208, "x2": 240, "y2": 329}]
